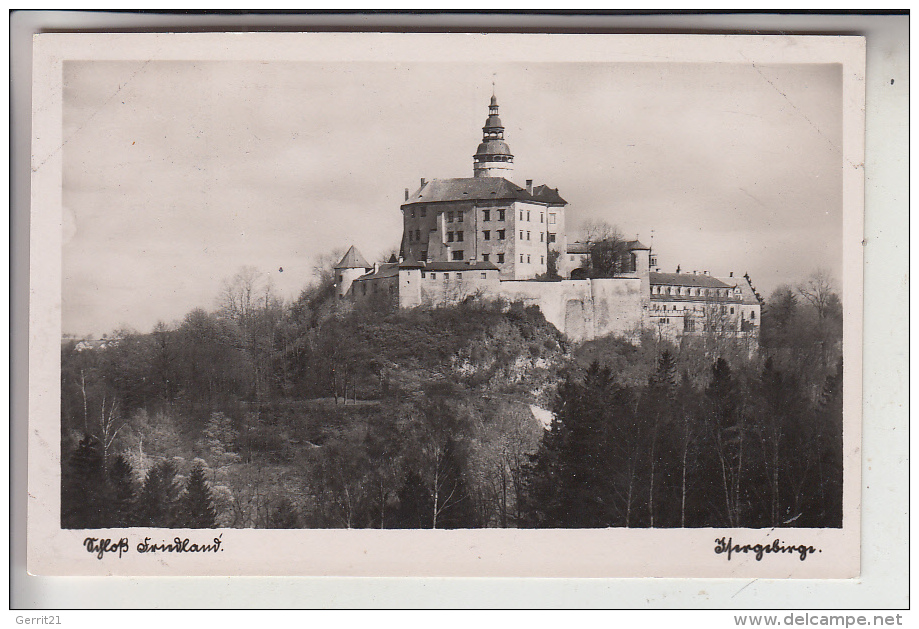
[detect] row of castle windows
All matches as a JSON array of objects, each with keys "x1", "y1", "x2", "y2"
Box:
[
  {"x1": 653, "y1": 285, "x2": 739, "y2": 298},
  {"x1": 420, "y1": 271, "x2": 490, "y2": 280},
  {"x1": 517, "y1": 210, "x2": 545, "y2": 224},
  {"x1": 409, "y1": 207, "x2": 558, "y2": 224},
  {"x1": 654, "y1": 304, "x2": 737, "y2": 315},
  {"x1": 517, "y1": 254, "x2": 544, "y2": 265},
  {"x1": 410, "y1": 229, "x2": 514, "y2": 244},
  {"x1": 652, "y1": 303, "x2": 756, "y2": 320},
  {"x1": 474, "y1": 155, "x2": 514, "y2": 163},
  {"x1": 410, "y1": 227, "x2": 548, "y2": 244},
  {"x1": 655, "y1": 317, "x2": 743, "y2": 333}
]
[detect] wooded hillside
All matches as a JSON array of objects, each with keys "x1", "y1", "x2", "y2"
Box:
[{"x1": 61, "y1": 268, "x2": 844, "y2": 529}]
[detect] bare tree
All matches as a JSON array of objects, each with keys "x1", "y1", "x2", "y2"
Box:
[
  {"x1": 580, "y1": 219, "x2": 621, "y2": 243},
  {"x1": 796, "y1": 269, "x2": 837, "y2": 320},
  {"x1": 311, "y1": 248, "x2": 347, "y2": 289},
  {"x1": 97, "y1": 389, "x2": 123, "y2": 468}
]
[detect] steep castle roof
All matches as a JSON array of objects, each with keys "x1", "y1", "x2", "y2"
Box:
[
  {"x1": 715, "y1": 276, "x2": 761, "y2": 305},
  {"x1": 650, "y1": 272, "x2": 731, "y2": 289},
  {"x1": 403, "y1": 177, "x2": 567, "y2": 206},
  {"x1": 334, "y1": 245, "x2": 371, "y2": 270}
]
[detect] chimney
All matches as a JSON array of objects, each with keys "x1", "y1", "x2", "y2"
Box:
[
  {"x1": 703, "y1": 270, "x2": 710, "y2": 276},
  {"x1": 729, "y1": 271, "x2": 733, "y2": 277},
  {"x1": 373, "y1": 263, "x2": 379, "y2": 274},
  {"x1": 420, "y1": 177, "x2": 427, "y2": 187},
  {"x1": 404, "y1": 188, "x2": 409, "y2": 201},
  {"x1": 526, "y1": 179, "x2": 533, "y2": 194}
]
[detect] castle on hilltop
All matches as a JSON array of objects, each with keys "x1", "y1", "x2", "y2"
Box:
[{"x1": 335, "y1": 94, "x2": 760, "y2": 342}]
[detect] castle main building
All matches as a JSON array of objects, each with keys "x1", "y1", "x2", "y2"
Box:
[
  {"x1": 400, "y1": 95, "x2": 569, "y2": 280},
  {"x1": 336, "y1": 95, "x2": 761, "y2": 343}
]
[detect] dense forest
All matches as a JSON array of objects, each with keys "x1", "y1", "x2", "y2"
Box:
[{"x1": 61, "y1": 265, "x2": 844, "y2": 529}]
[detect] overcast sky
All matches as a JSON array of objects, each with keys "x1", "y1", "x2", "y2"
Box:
[{"x1": 62, "y1": 60, "x2": 842, "y2": 337}]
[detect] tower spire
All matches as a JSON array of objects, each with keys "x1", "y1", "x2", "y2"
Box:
[{"x1": 473, "y1": 92, "x2": 514, "y2": 179}]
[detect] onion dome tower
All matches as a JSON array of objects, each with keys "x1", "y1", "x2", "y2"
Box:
[{"x1": 473, "y1": 94, "x2": 515, "y2": 179}]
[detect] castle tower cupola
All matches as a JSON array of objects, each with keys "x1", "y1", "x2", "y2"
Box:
[{"x1": 473, "y1": 94, "x2": 515, "y2": 179}]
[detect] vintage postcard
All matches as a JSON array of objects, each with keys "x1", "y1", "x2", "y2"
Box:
[{"x1": 29, "y1": 32, "x2": 865, "y2": 577}]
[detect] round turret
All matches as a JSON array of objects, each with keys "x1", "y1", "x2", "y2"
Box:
[{"x1": 473, "y1": 94, "x2": 515, "y2": 178}]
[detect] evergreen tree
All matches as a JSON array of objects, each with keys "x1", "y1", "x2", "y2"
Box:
[
  {"x1": 704, "y1": 358, "x2": 745, "y2": 527},
  {"x1": 560, "y1": 362, "x2": 617, "y2": 527},
  {"x1": 267, "y1": 496, "x2": 301, "y2": 529},
  {"x1": 390, "y1": 471, "x2": 433, "y2": 528},
  {"x1": 137, "y1": 459, "x2": 183, "y2": 527},
  {"x1": 61, "y1": 435, "x2": 106, "y2": 528},
  {"x1": 106, "y1": 454, "x2": 138, "y2": 527},
  {"x1": 811, "y1": 358, "x2": 843, "y2": 527},
  {"x1": 179, "y1": 461, "x2": 218, "y2": 528},
  {"x1": 523, "y1": 362, "x2": 622, "y2": 528},
  {"x1": 520, "y1": 382, "x2": 570, "y2": 527},
  {"x1": 651, "y1": 349, "x2": 678, "y2": 390},
  {"x1": 433, "y1": 438, "x2": 478, "y2": 529}
]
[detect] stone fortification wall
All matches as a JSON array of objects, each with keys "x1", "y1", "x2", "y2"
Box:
[
  {"x1": 416, "y1": 271, "x2": 501, "y2": 308},
  {"x1": 480, "y1": 277, "x2": 645, "y2": 342}
]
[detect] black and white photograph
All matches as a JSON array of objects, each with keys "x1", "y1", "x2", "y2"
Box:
[{"x1": 28, "y1": 32, "x2": 868, "y2": 578}]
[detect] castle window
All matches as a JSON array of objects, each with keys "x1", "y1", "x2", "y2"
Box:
[
  {"x1": 483, "y1": 230, "x2": 491, "y2": 240},
  {"x1": 540, "y1": 232, "x2": 544, "y2": 242},
  {"x1": 447, "y1": 211, "x2": 454, "y2": 223},
  {"x1": 483, "y1": 209, "x2": 490, "y2": 221},
  {"x1": 549, "y1": 213, "x2": 556, "y2": 225},
  {"x1": 447, "y1": 232, "x2": 454, "y2": 242},
  {"x1": 482, "y1": 254, "x2": 490, "y2": 262},
  {"x1": 452, "y1": 250, "x2": 464, "y2": 261},
  {"x1": 527, "y1": 211, "x2": 531, "y2": 221},
  {"x1": 730, "y1": 307, "x2": 735, "y2": 314},
  {"x1": 337, "y1": 274, "x2": 342, "y2": 283},
  {"x1": 421, "y1": 250, "x2": 427, "y2": 261},
  {"x1": 456, "y1": 272, "x2": 462, "y2": 280},
  {"x1": 520, "y1": 254, "x2": 524, "y2": 263},
  {"x1": 751, "y1": 310, "x2": 756, "y2": 320},
  {"x1": 527, "y1": 231, "x2": 531, "y2": 241},
  {"x1": 421, "y1": 272, "x2": 426, "y2": 278},
  {"x1": 498, "y1": 209, "x2": 505, "y2": 221},
  {"x1": 548, "y1": 233, "x2": 556, "y2": 243},
  {"x1": 527, "y1": 254, "x2": 531, "y2": 263},
  {"x1": 540, "y1": 213, "x2": 544, "y2": 223},
  {"x1": 443, "y1": 273, "x2": 449, "y2": 279},
  {"x1": 540, "y1": 255, "x2": 544, "y2": 265},
  {"x1": 520, "y1": 210, "x2": 524, "y2": 221},
  {"x1": 457, "y1": 231, "x2": 464, "y2": 242},
  {"x1": 520, "y1": 230, "x2": 524, "y2": 240},
  {"x1": 497, "y1": 253, "x2": 505, "y2": 263},
  {"x1": 481, "y1": 272, "x2": 487, "y2": 279},
  {"x1": 415, "y1": 230, "x2": 421, "y2": 241},
  {"x1": 684, "y1": 319, "x2": 695, "y2": 332},
  {"x1": 457, "y1": 212, "x2": 463, "y2": 223},
  {"x1": 420, "y1": 207, "x2": 426, "y2": 217},
  {"x1": 498, "y1": 230, "x2": 506, "y2": 240},
  {"x1": 430, "y1": 273, "x2": 436, "y2": 279}
]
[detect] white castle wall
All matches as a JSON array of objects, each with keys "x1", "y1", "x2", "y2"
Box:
[{"x1": 475, "y1": 276, "x2": 646, "y2": 342}]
